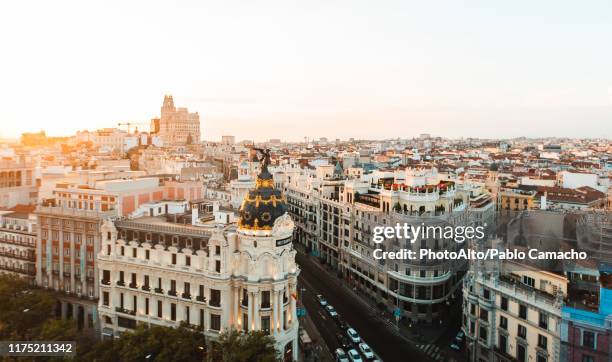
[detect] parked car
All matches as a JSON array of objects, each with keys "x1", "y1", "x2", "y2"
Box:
[
  {"x1": 347, "y1": 349, "x2": 362, "y2": 362},
  {"x1": 337, "y1": 333, "x2": 352, "y2": 350},
  {"x1": 358, "y1": 343, "x2": 375, "y2": 360},
  {"x1": 455, "y1": 330, "x2": 465, "y2": 343},
  {"x1": 316, "y1": 294, "x2": 327, "y2": 306},
  {"x1": 346, "y1": 328, "x2": 361, "y2": 344},
  {"x1": 336, "y1": 317, "x2": 349, "y2": 330},
  {"x1": 326, "y1": 305, "x2": 338, "y2": 317},
  {"x1": 450, "y1": 343, "x2": 461, "y2": 351},
  {"x1": 335, "y1": 348, "x2": 349, "y2": 362}
]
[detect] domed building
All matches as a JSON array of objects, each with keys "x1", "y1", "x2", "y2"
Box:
[{"x1": 233, "y1": 149, "x2": 300, "y2": 361}]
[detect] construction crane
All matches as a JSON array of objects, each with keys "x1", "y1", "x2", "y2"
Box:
[{"x1": 117, "y1": 122, "x2": 148, "y2": 134}]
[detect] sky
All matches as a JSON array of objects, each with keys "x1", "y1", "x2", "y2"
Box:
[{"x1": 0, "y1": 0, "x2": 610, "y2": 141}]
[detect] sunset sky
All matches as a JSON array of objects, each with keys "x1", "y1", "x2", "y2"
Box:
[{"x1": 0, "y1": 0, "x2": 610, "y2": 141}]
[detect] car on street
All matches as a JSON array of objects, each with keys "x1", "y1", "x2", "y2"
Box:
[
  {"x1": 326, "y1": 305, "x2": 338, "y2": 317},
  {"x1": 347, "y1": 349, "x2": 362, "y2": 362},
  {"x1": 450, "y1": 343, "x2": 461, "y2": 351},
  {"x1": 336, "y1": 317, "x2": 349, "y2": 330},
  {"x1": 336, "y1": 333, "x2": 352, "y2": 350},
  {"x1": 316, "y1": 294, "x2": 327, "y2": 306},
  {"x1": 358, "y1": 343, "x2": 375, "y2": 360},
  {"x1": 335, "y1": 348, "x2": 349, "y2": 362},
  {"x1": 346, "y1": 328, "x2": 361, "y2": 344}
]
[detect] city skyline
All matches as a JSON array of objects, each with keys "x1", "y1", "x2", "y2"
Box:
[{"x1": 1, "y1": 0, "x2": 611, "y2": 141}]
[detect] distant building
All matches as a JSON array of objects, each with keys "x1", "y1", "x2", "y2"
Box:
[
  {"x1": 221, "y1": 136, "x2": 235, "y2": 145},
  {"x1": 158, "y1": 95, "x2": 201, "y2": 146},
  {"x1": 0, "y1": 156, "x2": 38, "y2": 209},
  {"x1": 0, "y1": 207, "x2": 37, "y2": 282}
]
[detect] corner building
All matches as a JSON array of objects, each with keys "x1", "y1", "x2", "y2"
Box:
[{"x1": 97, "y1": 162, "x2": 299, "y2": 361}]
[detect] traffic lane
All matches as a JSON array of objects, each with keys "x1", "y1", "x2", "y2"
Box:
[
  {"x1": 300, "y1": 281, "x2": 340, "y2": 354},
  {"x1": 297, "y1": 254, "x2": 433, "y2": 362}
]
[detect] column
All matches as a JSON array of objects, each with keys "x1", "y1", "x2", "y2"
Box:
[
  {"x1": 233, "y1": 287, "x2": 239, "y2": 329},
  {"x1": 58, "y1": 228, "x2": 64, "y2": 291},
  {"x1": 247, "y1": 291, "x2": 253, "y2": 331},
  {"x1": 253, "y1": 291, "x2": 260, "y2": 330},
  {"x1": 69, "y1": 232, "x2": 75, "y2": 293},
  {"x1": 290, "y1": 283, "x2": 296, "y2": 326},
  {"x1": 272, "y1": 290, "x2": 279, "y2": 335},
  {"x1": 279, "y1": 290, "x2": 285, "y2": 331}
]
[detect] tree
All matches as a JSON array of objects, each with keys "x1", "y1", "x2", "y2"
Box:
[
  {"x1": 79, "y1": 324, "x2": 207, "y2": 362},
  {"x1": 214, "y1": 329, "x2": 278, "y2": 362},
  {"x1": 0, "y1": 274, "x2": 56, "y2": 340}
]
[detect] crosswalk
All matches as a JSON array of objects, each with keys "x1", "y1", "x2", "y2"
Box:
[{"x1": 416, "y1": 344, "x2": 443, "y2": 361}]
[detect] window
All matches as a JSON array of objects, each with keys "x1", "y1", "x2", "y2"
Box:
[
  {"x1": 523, "y1": 276, "x2": 535, "y2": 288},
  {"x1": 517, "y1": 344, "x2": 526, "y2": 362},
  {"x1": 210, "y1": 314, "x2": 221, "y2": 331},
  {"x1": 538, "y1": 334, "x2": 547, "y2": 349},
  {"x1": 215, "y1": 260, "x2": 221, "y2": 273},
  {"x1": 519, "y1": 304, "x2": 527, "y2": 319},
  {"x1": 501, "y1": 296, "x2": 508, "y2": 311},
  {"x1": 537, "y1": 355, "x2": 547, "y2": 362},
  {"x1": 145, "y1": 298, "x2": 149, "y2": 315},
  {"x1": 499, "y1": 316, "x2": 508, "y2": 330},
  {"x1": 210, "y1": 289, "x2": 221, "y2": 307},
  {"x1": 498, "y1": 334, "x2": 507, "y2": 354},
  {"x1": 172, "y1": 253, "x2": 177, "y2": 265},
  {"x1": 518, "y1": 324, "x2": 527, "y2": 339},
  {"x1": 145, "y1": 250, "x2": 150, "y2": 260},
  {"x1": 132, "y1": 248, "x2": 137, "y2": 258},
  {"x1": 185, "y1": 306, "x2": 190, "y2": 324},
  {"x1": 470, "y1": 303, "x2": 476, "y2": 315},
  {"x1": 157, "y1": 300, "x2": 162, "y2": 318},
  {"x1": 243, "y1": 313, "x2": 249, "y2": 330},
  {"x1": 479, "y1": 326, "x2": 487, "y2": 341},
  {"x1": 483, "y1": 288, "x2": 490, "y2": 300},
  {"x1": 261, "y1": 291, "x2": 271, "y2": 308},
  {"x1": 103, "y1": 291, "x2": 109, "y2": 306},
  {"x1": 539, "y1": 312, "x2": 548, "y2": 330},
  {"x1": 215, "y1": 245, "x2": 220, "y2": 255},
  {"x1": 582, "y1": 331, "x2": 595, "y2": 349},
  {"x1": 186, "y1": 256, "x2": 191, "y2": 266},
  {"x1": 582, "y1": 356, "x2": 594, "y2": 362},
  {"x1": 200, "y1": 309, "x2": 204, "y2": 327},
  {"x1": 261, "y1": 316, "x2": 270, "y2": 334},
  {"x1": 480, "y1": 309, "x2": 488, "y2": 322},
  {"x1": 170, "y1": 303, "x2": 176, "y2": 321}
]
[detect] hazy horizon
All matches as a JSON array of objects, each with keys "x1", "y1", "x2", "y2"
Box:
[{"x1": 1, "y1": 1, "x2": 611, "y2": 141}]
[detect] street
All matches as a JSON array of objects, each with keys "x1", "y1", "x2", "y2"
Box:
[{"x1": 297, "y1": 252, "x2": 435, "y2": 362}]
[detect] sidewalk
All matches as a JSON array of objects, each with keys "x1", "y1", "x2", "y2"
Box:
[{"x1": 297, "y1": 249, "x2": 453, "y2": 346}]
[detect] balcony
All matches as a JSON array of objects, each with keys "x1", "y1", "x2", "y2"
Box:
[
  {"x1": 209, "y1": 300, "x2": 221, "y2": 308},
  {"x1": 141, "y1": 285, "x2": 151, "y2": 292},
  {"x1": 168, "y1": 290, "x2": 177, "y2": 297},
  {"x1": 117, "y1": 281, "x2": 125, "y2": 287},
  {"x1": 115, "y1": 307, "x2": 136, "y2": 316},
  {"x1": 101, "y1": 279, "x2": 110, "y2": 286},
  {"x1": 181, "y1": 293, "x2": 191, "y2": 300},
  {"x1": 0, "y1": 264, "x2": 36, "y2": 276},
  {"x1": 154, "y1": 288, "x2": 163, "y2": 294},
  {"x1": 0, "y1": 250, "x2": 36, "y2": 261},
  {"x1": 129, "y1": 283, "x2": 137, "y2": 289},
  {"x1": 196, "y1": 295, "x2": 206, "y2": 303}
]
